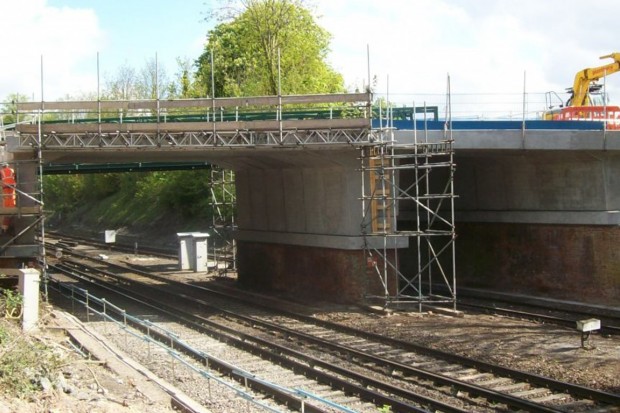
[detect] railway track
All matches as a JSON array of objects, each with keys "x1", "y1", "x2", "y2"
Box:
[
  {"x1": 47, "y1": 231, "x2": 178, "y2": 259},
  {"x1": 45, "y1": 240, "x2": 620, "y2": 413},
  {"x1": 433, "y1": 284, "x2": 620, "y2": 336},
  {"x1": 49, "y1": 262, "x2": 450, "y2": 412},
  {"x1": 47, "y1": 232, "x2": 620, "y2": 335}
]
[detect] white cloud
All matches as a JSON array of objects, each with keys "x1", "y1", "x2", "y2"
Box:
[
  {"x1": 4, "y1": 0, "x2": 620, "y2": 120},
  {"x1": 315, "y1": 0, "x2": 620, "y2": 116},
  {"x1": 0, "y1": 1, "x2": 103, "y2": 101}
]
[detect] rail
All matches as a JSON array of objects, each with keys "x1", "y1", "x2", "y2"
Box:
[
  {"x1": 50, "y1": 278, "x2": 360, "y2": 413},
  {"x1": 51, "y1": 262, "x2": 436, "y2": 412},
  {"x1": 50, "y1": 244, "x2": 620, "y2": 411}
]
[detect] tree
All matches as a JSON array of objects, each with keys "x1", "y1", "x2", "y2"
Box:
[
  {"x1": 104, "y1": 63, "x2": 139, "y2": 100},
  {"x1": 174, "y1": 57, "x2": 199, "y2": 98},
  {"x1": 1, "y1": 93, "x2": 31, "y2": 126},
  {"x1": 196, "y1": 0, "x2": 344, "y2": 97},
  {"x1": 137, "y1": 57, "x2": 174, "y2": 99}
]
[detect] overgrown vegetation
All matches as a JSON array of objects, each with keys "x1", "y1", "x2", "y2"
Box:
[
  {"x1": 0, "y1": 320, "x2": 64, "y2": 397},
  {"x1": 0, "y1": 297, "x2": 63, "y2": 398},
  {"x1": 0, "y1": 288, "x2": 23, "y2": 319}
]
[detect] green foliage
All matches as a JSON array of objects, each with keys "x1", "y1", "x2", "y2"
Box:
[
  {"x1": 43, "y1": 175, "x2": 85, "y2": 214},
  {"x1": 1, "y1": 93, "x2": 30, "y2": 125},
  {"x1": 0, "y1": 289, "x2": 23, "y2": 319},
  {"x1": 0, "y1": 319, "x2": 64, "y2": 397},
  {"x1": 133, "y1": 170, "x2": 216, "y2": 219},
  {"x1": 197, "y1": 0, "x2": 344, "y2": 97},
  {"x1": 44, "y1": 169, "x2": 224, "y2": 231},
  {"x1": 0, "y1": 323, "x2": 8, "y2": 343}
]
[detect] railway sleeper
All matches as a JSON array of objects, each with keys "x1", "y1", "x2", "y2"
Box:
[
  {"x1": 556, "y1": 399, "x2": 597, "y2": 410},
  {"x1": 493, "y1": 382, "x2": 531, "y2": 392},
  {"x1": 458, "y1": 372, "x2": 493, "y2": 382},
  {"x1": 475, "y1": 377, "x2": 514, "y2": 387},
  {"x1": 512, "y1": 388, "x2": 552, "y2": 399},
  {"x1": 530, "y1": 393, "x2": 571, "y2": 403}
]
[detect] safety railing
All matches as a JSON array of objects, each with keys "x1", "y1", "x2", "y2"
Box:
[
  {"x1": 49, "y1": 278, "x2": 358, "y2": 413},
  {"x1": 545, "y1": 105, "x2": 620, "y2": 130},
  {"x1": 14, "y1": 92, "x2": 372, "y2": 125}
]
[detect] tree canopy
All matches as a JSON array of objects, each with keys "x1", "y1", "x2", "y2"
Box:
[{"x1": 195, "y1": 0, "x2": 344, "y2": 97}]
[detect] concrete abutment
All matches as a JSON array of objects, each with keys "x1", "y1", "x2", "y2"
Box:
[{"x1": 445, "y1": 149, "x2": 620, "y2": 306}]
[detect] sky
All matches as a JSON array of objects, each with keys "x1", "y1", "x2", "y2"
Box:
[{"x1": 1, "y1": 0, "x2": 620, "y2": 118}]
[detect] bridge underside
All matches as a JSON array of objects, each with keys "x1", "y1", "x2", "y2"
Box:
[
  {"x1": 9, "y1": 143, "x2": 408, "y2": 302},
  {"x1": 10, "y1": 141, "x2": 619, "y2": 306}
]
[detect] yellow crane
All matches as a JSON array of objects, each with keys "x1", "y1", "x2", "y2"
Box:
[
  {"x1": 569, "y1": 52, "x2": 620, "y2": 107},
  {"x1": 544, "y1": 53, "x2": 620, "y2": 128}
]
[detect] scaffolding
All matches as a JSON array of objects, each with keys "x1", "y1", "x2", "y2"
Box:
[
  {"x1": 11, "y1": 89, "x2": 455, "y2": 308},
  {"x1": 209, "y1": 166, "x2": 237, "y2": 276},
  {"x1": 0, "y1": 108, "x2": 47, "y2": 298},
  {"x1": 0, "y1": 118, "x2": 46, "y2": 277},
  {"x1": 361, "y1": 98, "x2": 456, "y2": 310}
]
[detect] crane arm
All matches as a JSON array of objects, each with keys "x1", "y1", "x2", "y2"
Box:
[{"x1": 570, "y1": 53, "x2": 620, "y2": 107}]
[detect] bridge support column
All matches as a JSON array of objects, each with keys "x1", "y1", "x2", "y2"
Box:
[
  {"x1": 232, "y1": 152, "x2": 407, "y2": 303},
  {"x1": 237, "y1": 242, "x2": 381, "y2": 302}
]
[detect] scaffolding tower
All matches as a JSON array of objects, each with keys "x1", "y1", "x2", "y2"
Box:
[
  {"x1": 209, "y1": 166, "x2": 237, "y2": 276},
  {"x1": 361, "y1": 104, "x2": 456, "y2": 310},
  {"x1": 0, "y1": 118, "x2": 46, "y2": 281}
]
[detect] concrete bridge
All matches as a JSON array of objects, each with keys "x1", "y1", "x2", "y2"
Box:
[{"x1": 5, "y1": 92, "x2": 620, "y2": 307}]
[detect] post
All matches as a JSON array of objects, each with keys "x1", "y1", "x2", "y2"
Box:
[
  {"x1": 18, "y1": 268, "x2": 40, "y2": 332},
  {"x1": 522, "y1": 70, "x2": 527, "y2": 148},
  {"x1": 576, "y1": 319, "x2": 600, "y2": 349},
  {"x1": 277, "y1": 48, "x2": 283, "y2": 144}
]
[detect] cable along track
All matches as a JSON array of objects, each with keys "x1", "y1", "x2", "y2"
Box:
[{"x1": 49, "y1": 247, "x2": 620, "y2": 413}]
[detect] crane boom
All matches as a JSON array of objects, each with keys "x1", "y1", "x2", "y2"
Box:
[
  {"x1": 570, "y1": 53, "x2": 620, "y2": 107},
  {"x1": 543, "y1": 52, "x2": 620, "y2": 129}
]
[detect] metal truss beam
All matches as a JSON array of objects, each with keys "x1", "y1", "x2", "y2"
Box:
[{"x1": 15, "y1": 127, "x2": 376, "y2": 150}]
